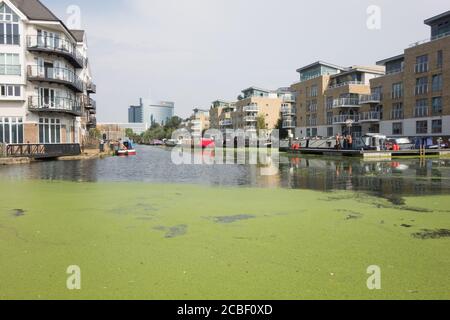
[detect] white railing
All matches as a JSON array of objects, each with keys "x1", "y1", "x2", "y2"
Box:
[
  {"x1": 328, "y1": 81, "x2": 365, "y2": 90},
  {"x1": 359, "y1": 93, "x2": 382, "y2": 104},
  {"x1": 359, "y1": 112, "x2": 381, "y2": 122},
  {"x1": 244, "y1": 116, "x2": 257, "y2": 122},
  {"x1": 409, "y1": 31, "x2": 450, "y2": 48},
  {"x1": 386, "y1": 68, "x2": 404, "y2": 75},
  {"x1": 333, "y1": 97, "x2": 361, "y2": 108},
  {"x1": 244, "y1": 126, "x2": 257, "y2": 131},
  {"x1": 333, "y1": 115, "x2": 359, "y2": 124},
  {"x1": 281, "y1": 106, "x2": 296, "y2": 115},
  {"x1": 243, "y1": 105, "x2": 259, "y2": 112},
  {"x1": 283, "y1": 120, "x2": 295, "y2": 128}
]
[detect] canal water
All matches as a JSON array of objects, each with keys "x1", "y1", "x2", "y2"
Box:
[{"x1": 1, "y1": 145, "x2": 449, "y2": 200}]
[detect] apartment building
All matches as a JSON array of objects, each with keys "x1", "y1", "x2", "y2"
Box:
[
  {"x1": 0, "y1": 0, "x2": 97, "y2": 146},
  {"x1": 291, "y1": 62, "x2": 385, "y2": 138},
  {"x1": 365, "y1": 11, "x2": 450, "y2": 139},
  {"x1": 209, "y1": 100, "x2": 236, "y2": 134},
  {"x1": 189, "y1": 108, "x2": 210, "y2": 137},
  {"x1": 232, "y1": 87, "x2": 290, "y2": 133}
]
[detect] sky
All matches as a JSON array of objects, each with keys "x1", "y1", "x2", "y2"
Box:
[{"x1": 43, "y1": 0, "x2": 449, "y2": 121}]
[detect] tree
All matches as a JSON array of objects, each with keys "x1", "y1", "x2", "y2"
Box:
[
  {"x1": 256, "y1": 115, "x2": 267, "y2": 136},
  {"x1": 125, "y1": 128, "x2": 134, "y2": 138}
]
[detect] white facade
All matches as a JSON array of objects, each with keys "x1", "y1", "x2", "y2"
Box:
[{"x1": 0, "y1": 0, "x2": 96, "y2": 145}]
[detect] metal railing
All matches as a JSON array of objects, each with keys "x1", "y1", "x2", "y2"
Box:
[
  {"x1": 27, "y1": 65, "x2": 84, "y2": 92},
  {"x1": 28, "y1": 96, "x2": 82, "y2": 116},
  {"x1": 6, "y1": 144, "x2": 81, "y2": 159},
  {"x1": 333, "y1": 97, "x2": 361, "y2": 108},
  {"x1": 359, "y1": 93, "x2": 382, "y2": 104},
  {"x1": 243, "y1": 105, "x2": 259, "y2": 112},
  {"x1": 283, "y1": 120, "x2": 295, "y2": 129},
  {"x1": 244, "y1": 116, "x2": 257, "y2": 122},
  {"x1": 281, "y1": 106, "x2": 296, "y2": 115},
  {"x1": 409, "y1": 31, "x2": 450, "y2": 48},
  {"x1": 328, "y1": 81, "x2": 365, "y2": 89},
  {"x1": 0, "y1": 64, "x2": 21, "y2": 76},
  {"x1": 359, "y1": 112, "x2": 381, "y2": 122},
  {"x1": 333, "y1": 115, "x2": 359, "y2": 124},
  {"x1": 27, "y1": 36, "x2": 84, "y2": 68},
  {"x1": 87, "y1": 82, "x2": 96, "y2": 93},
  {"x1": 386, "y1": 68, "x2": 404, "y2": 75},
  {"x1": 282, "y1": 95, "x2": 296, "y2": 103}
]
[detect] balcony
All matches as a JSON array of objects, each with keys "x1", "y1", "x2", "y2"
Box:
[
  {"x1": 283, "y1": 120, "x2": 295, "y2": 129},
  {"x1": 27, "y1": 66, "x2": 84, "y2": 93},
  {"x1": 244, "y1": 116, "x2": 257, "y2": 122},
  {"x1": 359, "y1": 93, "x2": 382, "y2": 104},
  {"x1": 282, "y1": 94, "x2": 296, "y2": 103},
  {"x1": 27, "y1": 36, "x2": 84, "y2": 69},
  {"x1": 87, "y1": 81, "x2": 97, "y2": 94},
  {"x1": 28, "y1": 96, "x2": 82, "y2": 117},
  {"x1": 243, "y1": 105, "x2": 259, "y2": 112},
  {"x1": 332, "y1": 98, "x2": 361, "y2": 108},
  {"x1": 281, "y1": 106, "x2": 296, "y2": 115},
  {"x1": 333, "y1": 115, "x2": 359, "y2": 125},
  {"x1": 359, "y1": 112, "x2": 381, "y2": 122},
  {"x1": 328, "y1": 81, "x2": 365, "y2": 90},
  {"x1": 244, "y1": 126, "x2": 257, "y2": 132},
  {"x1": 87, "y1": 116, "x2": 97, "y2": 128}
]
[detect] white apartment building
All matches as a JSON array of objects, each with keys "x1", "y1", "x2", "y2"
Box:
[{"x1": 0, "y1": 0, "x2": 96, "y2": 146}]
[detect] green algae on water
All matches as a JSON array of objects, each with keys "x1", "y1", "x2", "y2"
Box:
[{"x1": 0, "y1": 180, "x2": 449, "y2": 300}]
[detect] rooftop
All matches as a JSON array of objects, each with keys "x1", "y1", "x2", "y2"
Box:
[
  {"x1": 424, "y1": 10, "x2": 450, "y2": 26},
  {"x1": 376, "y1": 54, "x2": 405, "y2": 66},
  {"x1": 296, "y1": 61, "x2": 346, "y2": 73}
]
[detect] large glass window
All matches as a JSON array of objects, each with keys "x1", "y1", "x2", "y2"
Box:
[
  {"x1": 392, "y1": 103, "x2": 404, "y2": 120},
  {"x1": 415, "y1": 99, "x2": 428, "y2": 118},
  {"x1": 432, "y1": 97, "x2": 443, "y2": 116},
  {"x1": 432, "y1": 74, "x2": 443, "y2": 92},
  {"x1": 38, "y1": 118, "x2": 61, "y2": 144},
  {"x1": 432, "y1": 120, "x2": 442, "y2": 134},
  {"x1": 0, "y1": 84, "x2": 20, "y2": 97},
  {"x1": 392, "y1": 82, "x2": 403, "y2": 99},
  {"x1": 416, "y1": 121, "x2": 428, "y2": 135},
  {"x1": 0, "y1": 117, "x2": 23, "y2": 143},
  {"x1": 0, "y1": 53, "x2": 20, "y2": 75},
  {"x1": 415, "y1": 55, "x2": 429, "y2": 73},
  {"x1": 392, "y1": 123, "x2": 403, "y2": 135},
  {"x1": 415, "y1": 77, "x2": 428, "y2": 96},
  {"x1": 0, "y1": 3, "x2": 20, "y2": 45}
]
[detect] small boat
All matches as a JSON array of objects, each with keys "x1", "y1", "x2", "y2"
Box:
[
  {"x1": 116, "y1": 141, "x2": 137, "y2": 156},
  {"x1": 164, "y1": 139, "x2": 181, "y2": 147}
]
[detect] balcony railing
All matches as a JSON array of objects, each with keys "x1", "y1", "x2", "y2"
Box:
[
  {"x1": 328, "y1": 81, "x2": 365, "y2": 90},
  {"x1": 282, "y1": 95, "x2": 296, "y2": 103},
  {"x1": 332, "y1": 97, "x2": 361, "y2": 108},
  {"x1": 27, "y1": 66, "x2": 84, "y2": 93},
  {"x1": 243, "y1": 105, "x2": 259, "y2": 112},
  {"x1": 244, "y1": 116, "x2": 257, "y2": 122},
  {"x1": 359, "y1": 112, "x2": 381, "y2": 122},
  {"x1": 6, "y1": 144, "x2": 81, "y2": 159},
  {"x1": 87, "y1": 81, "x2": 96, "y2": 93},
  {"x1": 281, "y1": 106, "x2": 296, "y2": 115},
  {"x1": 27, "y1": 36, "x2": 84, "y2": 68},
  {"x1": 28, "y1": 96, "x2": 82, "y2": 116},
  {"x1": 0, "y1": 64, "x2": 21, "y2": 76},
  {"x1": 333, "y1": 115, "x2": 359, "y2": 125},
  {"x1": 283, "y1": 120, "x2": 295, "y2": 129},
  {"x1": 414, "y1": 62, "x2": 429, "y2": 73},
  {"x1": 386, "y1": 68, "x2": 404, "y2": 75},
  {"x1": 359, "y1": 93, "x2": 382, "y2": 104},
  {"x1": 244, "y1": 126, "x2": 257, "y2": 131},
  {"x1": 414, "y1": 107, "x2": 429, "y2": 118},
  {"x1": 409, "y1": 31, "x2": 450, "y2": 48}
]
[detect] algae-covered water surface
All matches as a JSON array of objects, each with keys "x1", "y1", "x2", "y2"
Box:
[{"x1": 0, "y1": 147, "x2": 449, "y2": 300}]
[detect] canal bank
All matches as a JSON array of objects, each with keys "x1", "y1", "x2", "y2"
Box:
[{"x1": 0, "y1": 180, "x2": 449, "y2": 300}]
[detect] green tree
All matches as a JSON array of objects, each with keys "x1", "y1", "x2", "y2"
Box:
[{"x1": 256, "y1": 115, "x2": 267, "y2": 135}]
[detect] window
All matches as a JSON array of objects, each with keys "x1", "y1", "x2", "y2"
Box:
[
  {"x1": 432, "y1": 74, "x2": 443, "y2": 92},
  {"x1": 432, "y1": 120, "x2": 442, "y2": 134},
  {"x1": 416, "y1": 121, "x2": 428, "y2": 135},
  {"x1": 327, "y1": 112, "x2": 333, "y2": 125},
  {"x1": 311, "y1": 85, "x2": 318, "y2": 97},
  {"x1": 0, "y1": 117, "x2": 23, "y2": 143},
  {"x1": 0, "y1": 84, "x2": 20, "y2": 97},
  {"x1": 311, "y1": 128, "x2": 318, "y2": 137},
  {"x1": 392, "y1": 82, "x2": 403, "y2": 99},
  {"x1": 415, "y1": 77, "x2": 428, "y2": 96},
  {"x1": 432, "y1": 97, "x2": 442, "y2": 116},
  {"x1": 415, "y1": 55, "x2": 428, "y2": 73},
  {"x1": 327, "y1": 127, "x2": 333, "y2": 137},
  {"x1": 392, "y1": 123, "x2": 403, "y2": 135},
  {"x1": 392, "y1": 103, "x2": 404, "y2": 120},
  {"x1": 39, "y1": 118, "x2": 61, "y2": 144},
  {"x1": 415, "y1": 99, "x2": 428, "y2": 117},
  {"x1": 437, "y1": 50, "x2": 443, "y2": 68},
  {"x1": 0, "y1": 53, "x2": 20, "y2": 75},
  {"x1": 0, "y1": 3, "x2": 20, "y2": 45}
]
